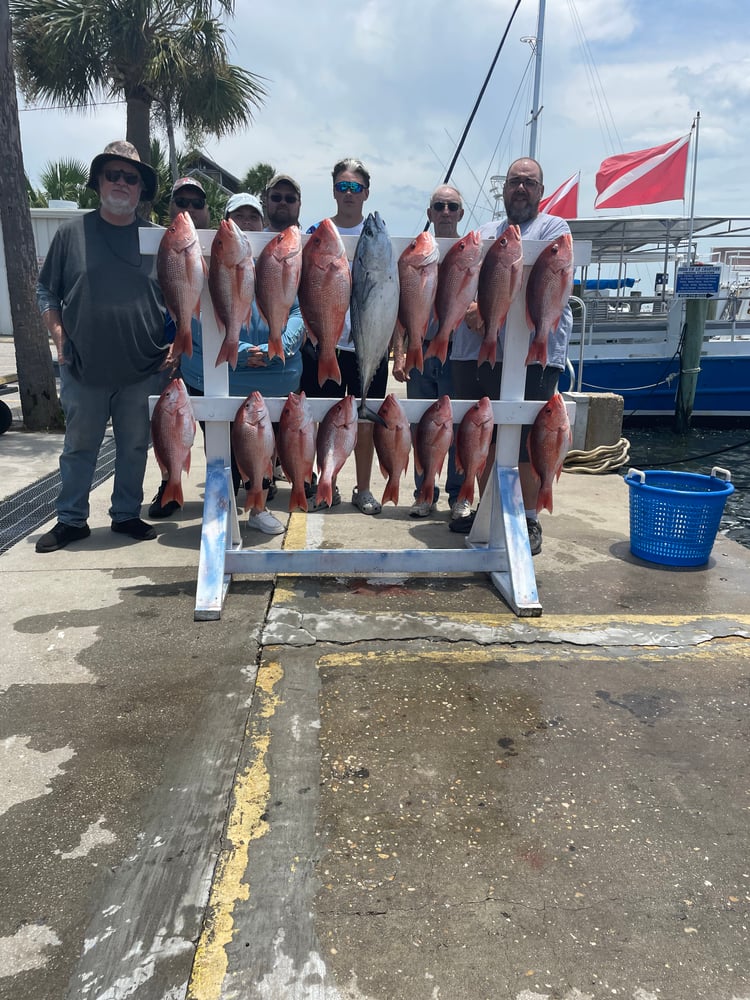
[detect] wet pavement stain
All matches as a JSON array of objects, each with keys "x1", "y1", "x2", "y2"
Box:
[{"x1": 595, "y1": 688, "x2": 680, "y2": 725}]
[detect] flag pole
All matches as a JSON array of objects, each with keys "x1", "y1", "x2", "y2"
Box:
[{"x1": 686, "y1": 111, "x2": 700, "y2": 262}]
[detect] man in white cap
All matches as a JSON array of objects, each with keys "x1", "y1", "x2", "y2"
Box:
[
  {"x1": 35, "y1": 140, "x2": 168, "y2": 552},
  {"x1": 224, "y1": 192, "x2": 264, "y2": 232}
]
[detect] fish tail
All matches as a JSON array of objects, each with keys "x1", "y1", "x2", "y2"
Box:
[
  {"x1": 246, "y1": 487, "x2": 265, "y2": 512},
  {"x1": 267, "y1": 333, "x2": 286, "y2": 364},
  {"x1": 173, "y1": 325, "x2": 193, "y2": 359},
  {"x1": 405, "y1": 343, "x2": 424, "y2": 375},
  {"x1": 525, "y1": 336, "x2": 548, "y2": 368},
  {"x1": 161, "y1": 478, "x2": 184, "y2": 508},
  {"x1": 476, "y1": 338, "x2": 497, "y2": 368},
  {"x1": 359, "y1": 402, "x2": 387, "y2": 426},
  {"x1": 318, "y1": 351, "x2": 342, "y2": 387},
  {"x1": 215, "y1": 339, "x2": 239, "y2": 369},
  {"x1": 315, "y1": 478, "x2": 332, "y2": 509},
  {"x1": 456, "y1": 481, "x2": 475, "y2": 506},
  {"x1": 381, "y1": 478, "x2": 399, "y2": 507},
  {"x1": 424, "y1": 336, "x2": 448, "y2": 364},
  {"x1": 536, "y1": 482, "x2": 554, "y2": 515},
  {"x1": 288, "y1": 481, "x2": 308, "y2": 512},
  {"x1": 415, "y1": 478, "x2": 435, "y2": 505}
]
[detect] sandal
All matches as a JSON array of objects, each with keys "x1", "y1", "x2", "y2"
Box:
[{"x1": 351, "y1": 488, "x2": 382, "y2": 516}]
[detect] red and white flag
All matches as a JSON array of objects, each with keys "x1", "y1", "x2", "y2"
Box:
[
  {"x1": 594, "y1": 134, "x2": 690, "y2": 210},
  {"x1": 539, "y1": 172, "x2": 579, "y2": 218}
]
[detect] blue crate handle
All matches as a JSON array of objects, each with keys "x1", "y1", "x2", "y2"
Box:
[{"x1": 627, "y1": 466, "x2": 732, "y2": 485}]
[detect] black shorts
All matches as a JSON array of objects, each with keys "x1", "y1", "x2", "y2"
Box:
[
  {"x1": 300, "y1": 343, "x2": 389, "y2": 401},
  {"x1": 451, "y1": 362, "x2": 561, "y2": 459}
]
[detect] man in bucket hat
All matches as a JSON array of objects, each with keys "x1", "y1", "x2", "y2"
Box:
[{"x1": 35, "y1": 140, "x2": 170, "y2": 553}]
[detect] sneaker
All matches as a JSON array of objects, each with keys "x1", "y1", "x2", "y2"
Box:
[
  {"x1": 248, "y1": 509, "x2": 285, "y2": 535},
  {"x1": 148, "y1": 480, "x2": 181, "y2": 519},
  {"x1": 449, "y1": 511, "x2": 475, "y2": 534},
  {"x1": 409, "y1": 499, "x2": 436, "y2": 518},
  {"x1": 526, "y1": 517, "x2": 542, "y2": 556},
  {"x1": 312, "y1": 485, "x2": 341, "y2": 510},
  {"x1": 35, "y1": 521, "x2": 91, "y2": 553},
  {"x1": 450, "y1": 498, "x2": 473, "y2": 520},
  {"x1": 352, "y1": 488, "x2": 382, "y2": 516},
  {"x1": 111, "y1": 518, "x2": 157, "y2": 541}
]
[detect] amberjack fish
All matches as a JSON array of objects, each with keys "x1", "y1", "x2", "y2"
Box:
[{"x1": 350, "y1": 211, "x2": 400, "y2": 419}]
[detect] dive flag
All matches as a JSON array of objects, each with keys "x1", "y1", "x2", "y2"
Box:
[
  {"x1": 539, "y1": 172, "x2": 579, "y2": 218},
  {"x1": 594, "y1": 134, "x2": 690, "y2": 209}
]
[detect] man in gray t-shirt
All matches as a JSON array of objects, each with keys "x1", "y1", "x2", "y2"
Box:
[{"x1": 35, "y1": 140, "x2": 168, "y2": 553}]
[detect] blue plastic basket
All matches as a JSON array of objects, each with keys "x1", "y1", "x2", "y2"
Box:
[{"x1": 624, "y1": 466, "x2": 734, "y2": 567}]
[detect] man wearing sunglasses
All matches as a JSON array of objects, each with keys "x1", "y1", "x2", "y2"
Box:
[
  {"x1": 35, "y1": 140, "x2": 169, "y2": 553},
  {"x1": 264, "y1": 174, "x2": 302, "y2": 232},
  {"x1": 450, "y1": 156, "x2": 574, "y2": 555},
  {"x1": 393, "y1": 184, "x2": 467, "y2": 521},
  {"x1": 169, "y1": 177, "x2": 211, "y2": 229}
]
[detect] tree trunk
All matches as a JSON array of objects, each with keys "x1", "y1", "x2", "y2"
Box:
[
  {"x1": 125, "y1": 87, "x2": 153, "y2": 166},
  {"x1": 0, "y1": 4, "x2": 62, "y2": 431}
]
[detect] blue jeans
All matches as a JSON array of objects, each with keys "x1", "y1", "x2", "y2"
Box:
[
  {"x1": 406, "y1": 355, "x2": 463, "y2": 504},
  {"x1": 57, "y1": 366, "x2": 165, "y2": 525}
]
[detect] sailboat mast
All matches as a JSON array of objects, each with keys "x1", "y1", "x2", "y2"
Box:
[{"x1": 528, "y1": 0, "x2": 546, "y2": 158}]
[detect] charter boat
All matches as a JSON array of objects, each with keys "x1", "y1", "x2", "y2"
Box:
[{"x1": 558, "y1": 214, "x2": 750, "y2": 422}]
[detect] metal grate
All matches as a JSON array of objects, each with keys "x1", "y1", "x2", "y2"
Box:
[{"x1": 0, "y1": 438, "x2": 117, "y2": 555}]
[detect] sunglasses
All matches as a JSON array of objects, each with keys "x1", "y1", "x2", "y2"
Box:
[
  {"x1": 431, "y1": 201, "x2": 461, "y2": 213},
  {"x1": 174, "y1": 196, "x2": 206, "y2": 209},
  {"x1": 269, "y1": 193, "x2": 299, "y2": 203},
  {"x1": 103, "y1": 168, "x2": 140, "y2": 186},
  {"x1": 334, "y1": 180, "x2": 366, "y2": 194}
]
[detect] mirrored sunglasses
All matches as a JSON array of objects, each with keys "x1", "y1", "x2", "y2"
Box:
[
  {"x1": 103, "y1": 168, "x2": 140, "y2": 186},
  {"x1": 269, "y1": 193, "x2": 299, "y2": 203},
  {"x1": 334, "y1": 180, "x2": 366, "y2": 194},
  {"x1": 174, "y1": 196, "x2": 206, "y2": 209},
  {"x1": 431, "y1": 201, "x2": 461, "y2": 212}
]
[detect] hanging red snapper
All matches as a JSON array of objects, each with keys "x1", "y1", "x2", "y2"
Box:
[
  {"x1": 413, "y1": 395, "x2": 453, "y2": 506},
  {"x1": 527, "y1": 392, "x2": 572, "y2": 514},
  {"x1": 276, "y1": 391, "x2": 315, "y2": 512},
  {"x1": 396, "y1": 231, "x2": 440, "y2": 375},
  {"x1": 424, "y1": 231, "x2": 483, "y2": 365},
  {"x1": 209, "y1": 219, "x2": 255, "y2": 370},
  {"x1": 151, "y1": 377, "x2": 196, "y2": 508},
  {"x1": 255, "y1": 225, "x2": 302, "y2": 364},
  {"x1": 525, "y1": 232, "x2": 574, "y2": 367},
  {"x1": 315, "y1": 396, "x2": 358, "y2": 509},
  {"x1": 476, "y1": 225, "x2": 523, "y2": 368},
  {"x1": 231, "y1": 391, "x2": 275, "y2": 513},
  {"x1": 454, "y1": 396, "x2": 494, "y2": 506},
  {"x1": 299, "y1": 219, "x2": 351, "y2": 387},
  {"x1": 373, "y1": 394, "x2": 411, "y2": 506},
  {"x1": 157, "y1": 211, "x2": 205, "y2": 359}
]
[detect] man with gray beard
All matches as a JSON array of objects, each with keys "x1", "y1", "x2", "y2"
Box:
[{"x1": 35, "y1": 140, "x2": 168, "y2": 552}]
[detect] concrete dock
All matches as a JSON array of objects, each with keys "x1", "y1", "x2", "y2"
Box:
[{"x1": 1, "y1": 351, "x2": 749, "y2": 1000}]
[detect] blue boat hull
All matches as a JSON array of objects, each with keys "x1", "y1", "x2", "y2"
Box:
[{"x1": 559, "y1": 353, "x2": 750, "y2": 420}]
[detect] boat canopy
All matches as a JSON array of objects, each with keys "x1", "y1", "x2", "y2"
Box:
[{"x1": 568, "y1": 216, "x2": 750, "y2": 262}]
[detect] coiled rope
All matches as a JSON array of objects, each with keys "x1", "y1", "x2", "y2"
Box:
[{"x1": 563, "y1": 437, "x2": 631, "y2": 475}]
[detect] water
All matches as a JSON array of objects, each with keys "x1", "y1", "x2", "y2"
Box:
[{"x1": 622, "y1": 426, "x2": 750, "y2": 549}]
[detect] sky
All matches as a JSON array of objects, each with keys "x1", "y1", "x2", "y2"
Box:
[{"x1": 15, "y1": 0, "x2": 750, "y2": 258}]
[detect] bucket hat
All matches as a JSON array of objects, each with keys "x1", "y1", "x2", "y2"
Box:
[{"x1": 87, "y1": 140, "x2": 158, "y2": 201}]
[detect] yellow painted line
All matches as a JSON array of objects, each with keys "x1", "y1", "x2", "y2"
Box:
[
  {"x1": 187, "y1": 661, "x2": 283, "y2": 1000},
  {"x1": 318, "y1": 637, "x2": 750, "y2": 670},
  {"x1": 447, "y1": 612, "x2": 750, "y2": 629}
]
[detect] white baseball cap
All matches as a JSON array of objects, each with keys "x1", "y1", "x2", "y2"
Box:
[{"x1": 225, "y1": 193, "x2": 263, "y2": 218}]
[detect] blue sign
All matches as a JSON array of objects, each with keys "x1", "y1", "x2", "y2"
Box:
[{"x1": 675, "y1": 265, "x2": 722, "y2": 298}]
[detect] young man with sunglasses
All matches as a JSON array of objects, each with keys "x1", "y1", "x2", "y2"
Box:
[
  {"x1": 35, "y1": 140, "x2": 169, "y2": 552},
  {"x1": 301, "y1": 157, "x2": 387, "y2": 516},
  {"x1": 450, "y1": 156, "x2": 574, "y2": 555},
  {"x1": 393, "y1": 184, "x2": 467, "y2": 521}
]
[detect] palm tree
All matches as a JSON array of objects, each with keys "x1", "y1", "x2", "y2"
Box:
[
  {"x1": 39, "y1": 158, "x2": 99, "y2": 207},
  {"x1": 242, "y1": 162, "x2": 275, "y2": 197},
  {"x1": 10, "y1": 0, "x2": 266, "y2": 169}
]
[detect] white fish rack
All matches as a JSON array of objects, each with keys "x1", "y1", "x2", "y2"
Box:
[{"x1": 142, "y1": 230, "x2": 589, "y2": 620}]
